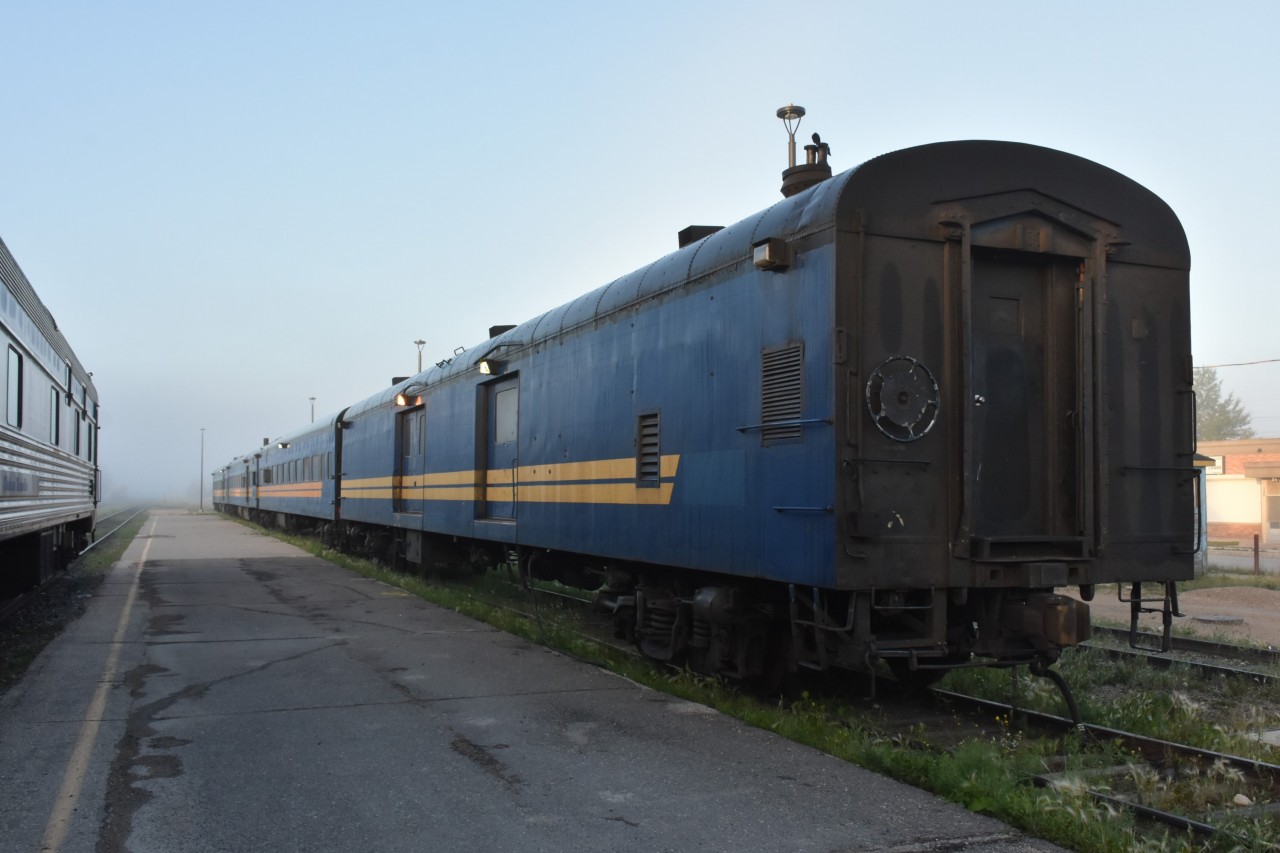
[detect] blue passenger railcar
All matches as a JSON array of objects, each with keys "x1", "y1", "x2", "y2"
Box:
[
  {"x1": 213, "y1": 453, "x2": 258, "y2": 518},
  {"x1": 256, "y1": 418, "x2": 339, "y2": 529},
  {"x1": 224, "y1": 138, "x2": 1195, "y2": 682},
  {"x1": 336, "y1": 382, "x2": 425, "y2": 557},
  {"x1": 1, "y1": 236, "x2": 99, "y2": 591}
]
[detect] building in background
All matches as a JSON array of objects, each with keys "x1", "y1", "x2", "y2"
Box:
[{"x1": 1199, "y1": 437, "x2": 1280, "y2": 544}]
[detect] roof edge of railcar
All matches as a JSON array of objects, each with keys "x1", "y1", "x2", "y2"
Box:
[
  {"x1": 0, "y1": 235, "x2": 99, "y2": 400},
  {"x1": 838, "y1": 140, "x2": 1190, "y2": 267},
  {"x1": 430, "y1": 170, "x2": 857, "y2": 375}
]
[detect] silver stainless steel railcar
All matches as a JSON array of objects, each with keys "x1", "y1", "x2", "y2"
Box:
[{"x1": 0, "y1": 236, "x2": 99, "y2": 592}]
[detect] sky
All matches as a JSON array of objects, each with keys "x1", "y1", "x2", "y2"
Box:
[{"x1": 2, "y1": 0, "x2": 1277, "y2": 503}]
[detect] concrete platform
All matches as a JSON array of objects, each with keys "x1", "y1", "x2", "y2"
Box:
[{"x1": 0, "y1": 510, "x2": 1066, "y2": 852}]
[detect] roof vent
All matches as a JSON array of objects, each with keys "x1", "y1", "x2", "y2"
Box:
[
  {"x1": 489, "y1": 325, "x2": 516, "y2": 339},
  {"x1": 678, "y1": 225, "x2": 723, "y2": 248},
  {"x1": 776, "y1": 104, "x2": 832, "y2": 197}
]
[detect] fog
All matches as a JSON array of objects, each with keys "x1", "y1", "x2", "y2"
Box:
[{"x1": 3, "y1": 2, "x2": 1278, "y2": 505}]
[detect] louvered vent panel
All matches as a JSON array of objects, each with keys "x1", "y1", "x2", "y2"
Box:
[
  {"x1": 637, "y1": 412, "x2": 661, "y2": 484},
  {"x1": 761, "y1": 343, "x2": 804, "y2": 444}
]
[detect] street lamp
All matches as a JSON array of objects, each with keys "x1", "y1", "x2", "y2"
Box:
[
  {"x1": 309, "y1": 396, "x2": 316, "y2": 423},
  {"x1": 199, "y1": 428, "x2": 205, "y2": 511},
  {"x1": 777, "y1": 103, "x2": 805, "y2": 168},
  {"x1": 414, "y1": 339, "x2": 426, "y2": 373}
]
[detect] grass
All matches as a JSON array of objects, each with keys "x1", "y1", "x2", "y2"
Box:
[
  {"x1": 1184, "y1": 566, "x2": 1280, "y2": 593},
  {"x1": 944, "y1": 646, "x2": 1280, "y2": 755}
]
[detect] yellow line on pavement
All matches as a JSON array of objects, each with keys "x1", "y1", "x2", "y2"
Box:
[{"x1": 40, "y1": 514, "x2": 155, "y2": 852}]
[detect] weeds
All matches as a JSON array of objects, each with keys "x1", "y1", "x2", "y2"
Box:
[{"x1": 1182, "y1": 569, "x2": 1280, "y2": 594}]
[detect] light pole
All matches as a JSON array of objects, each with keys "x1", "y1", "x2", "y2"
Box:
[
  {"x1": 414, "y1": 339, "x2": 426, "y2": 373},
  {"x1": 309, "y1": 397, "x2": 316, "y2": 423},
  {"x1": 199, "y1": 428, "x2": 205, "y2": 511},
  {"x1": 777, "y1": 103, "x2": 805, "y2": 168}
]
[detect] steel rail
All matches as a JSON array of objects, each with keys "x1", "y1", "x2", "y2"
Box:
[
  {"x1": 78, "y1": 507, "x2": 147, "y2": 557},
  {"x1": 0, "y1": 591, "x2": 33, "y2": 625},
  {"x1": 1090, "y1": 624, "x2": 1280, "y2": 667},
  {"x1": 1077, "y1": 641, "x2": 1276, "y2": 686},
  {"x1": 931, "y1": 687, "x2": 1280, "y2": 845},
  {"x1": 1, "y1": 508, "x2": 147, "y2": 628}
]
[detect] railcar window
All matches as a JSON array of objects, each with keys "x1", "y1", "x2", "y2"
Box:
[
  {"x1": 74, "y1": 414, "x2": 81, "y2": 455},
  {"x1": 494, "y1": 386, "x2": 518, "y2": 446},
  {"x1": 50, "y1": 387, "x2": 60, "y2": 444},
  {"x1": 6, "y1": 346, "x2": 21, "y2": 428},
  {"x1": 399, "y1": 411, "x2": 418, "y2": 463}
]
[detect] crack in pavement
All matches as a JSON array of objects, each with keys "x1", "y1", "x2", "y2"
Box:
[{"x1": 96, "y1": 640, "x2": 346, "y2": 852}]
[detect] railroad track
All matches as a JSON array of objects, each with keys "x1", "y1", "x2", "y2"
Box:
[
  {"x1": 1091, "y1": 623, "x2": 1280, "y2": 665},
  {"x1": 0, "y1": 590, "x2": 34, "y2": 626},
  {"x1": 929, "y1": 687, "x2": 1280, "y2": 846},
  {"x1": 0, "y1": 506, "x2": 148, "y2": 628},
  {"x1": 1081, "y1": 625, "x2": 1279, "y2": 686},
  {"x1": 78, "y1": 506, "x2": 148, "y2": 558}
]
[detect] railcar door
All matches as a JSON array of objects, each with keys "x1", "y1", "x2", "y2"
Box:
[
  {"x1": 968, "y1": 250, "x2": 1084, "y2": 558},
  {"x1": 482, "y1": 378, "x2": 519, "y2": 520},
  {"x1": 394, "y1": 406, "x2": 425, "y2": 513}
]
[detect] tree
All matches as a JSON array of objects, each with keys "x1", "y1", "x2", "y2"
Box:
[{"x1": 1194, "y1": 366, "x2": 1254, "y2": 440}]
